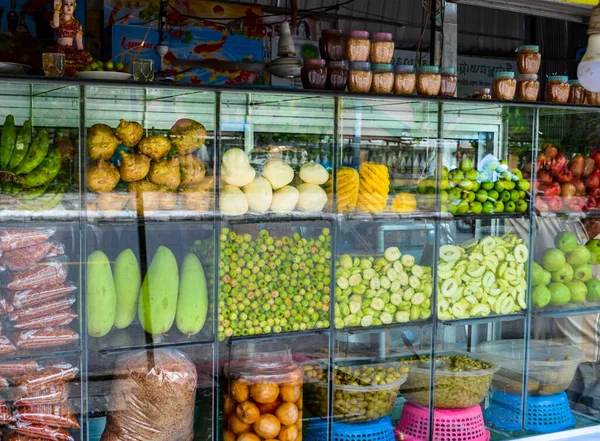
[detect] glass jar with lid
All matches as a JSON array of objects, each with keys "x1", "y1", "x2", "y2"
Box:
[
  {"x1": 319, "y1": 29, "x2": 345, "y2": 61},
  {"x1": 517, "y1": 45, "x2": 541, "y2": 74},
  {"x1": 346, "y1": 30, "x2": 370, "y2": 62},
  {"x1": 473, "y1": 87, "x2": 492, "y2": 100},
  {"x1": 394, "y1": 65, "x2": 416, "y2": 95},
  {"x1": 586, "y1": 91, "x2": 600, "y2": 105},
  {"x1": 301, "y1": 59, "x2": 327, "y2": 90},
  {"x1": 370, "y1": 32, "x2": 394, "y2": 64},
  {"x1": 546, "y1": 75, "x2": 570, "y2": 103},
  {"x1": 326, "y1": 60, "x2": 348, "y2": 91},
  {"x1": 416, "y1": 66, "x2": 441, "y2": 96},
  {"x1": 224, "y1": 341, "x2": 303, "y2": 441},
  {"x1": 568, "y1": 79, "x2": 586, "y2": 104},
  {"x1": 348, "y1": 62, "x2": 372, "y2": 93},
  {"x1": 371, "y1": 63, "x2": 394, "y2": 94},
  {"x1": 492, "y1": 71, "x2": 516, "y2": 101},
  {"x1": 516, "y1": 74, "x2": 539, "y2": 102},
  {"x1": 439, "y1": 67, "x2": 457, "y2": 97}
]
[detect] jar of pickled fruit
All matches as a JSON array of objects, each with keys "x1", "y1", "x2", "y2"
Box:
[
  {"x1": 394, "y1": 65, "x2": 416, "y2": 95},
  {"x1": 326, "y1": 61, "x2": 348, "y2": 91},
  {"x1": 301, "y1": 58, "x2": 327, "y2": 90},
  {"x1": 320, "y1": 29, "x2": 345, "y2": 61},
  {"x1": 224, "y1": 341, "x2": 303, "y2": 441},
  {"x1": 416, "y1": 66, "x2": 441, "y2": 96},
  {"x1": 546, "y1": 75, "x2": 570, "y2": 103},
  {"x1": 371, "y1": 63, "x2": 393, "y2": 94},
  {"x1": 348, "y1": 62, "x2": 372, "y2": 93},
  {"x1": 516, "y1": 74, "x2": 539, "y2": 102},
  {"x1": 517, "y1": 45, "x2": 541, "y2": 74},
  {"x1": 473, "y1": 87, "x2": 492, "y2": 100},
  {"x1": 586, "y1": 91, "x2": 600, "y2": 105},
  {"x1": 568, "y1": 79, "x2": 586, "y2": 104},
  {"x1": 370, "y1": 32, "x2": 394, "y2": 63},
  {"x1": 440, "y1": 67, "x2": 457, "y2": 97},
  {"x1": 346, "y1": 30, "x2": 370, "y2": 62},
  {"x1": 493, "y1": 71, "x2": 516, "y2": 101}
]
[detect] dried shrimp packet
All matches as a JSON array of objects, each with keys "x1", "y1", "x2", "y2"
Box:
[{"x1": 0, "y1": 230, "x2": 55, "y2": 252}]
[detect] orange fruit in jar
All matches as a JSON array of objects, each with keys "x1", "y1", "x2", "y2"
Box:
[
  {"x1": 224, "y1": 394, "x2": 236, "y2": 415},
  {"x1": 279, "y1": 425, "x2": 299, "y2": 441},
  {"x1": 229, "y1": 414, "x2": 251, "y2": 435},
  {"x1": 280, "y1": 383, "x2": 302, "y2": 403},
  {"x1": 253, "y1": 414, "x2": 281, "y2": 439},
  {"x1": 275, "y1": 402, "x2": 298, "y2": 426},
  {"x1": 223, "y1": 430, "x2": 236, "y2": 441},
  {"x1": 231, "y1": 381, "x2": 250, "y2": 403},
  {"x1": 257, "y1": 399, "x2": 282, "y2": 415},
  {"x1": 237, "y1": 401, "x2": 260, "y2": 424},
  {"x1": 250, "y1": 382, "x2": 280, "y2": 404},
  {"x1": 237, "y1": 434, "x2": 261, "y2": 441}
]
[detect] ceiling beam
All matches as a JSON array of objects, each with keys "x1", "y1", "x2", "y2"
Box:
[{"x1": 451, "y1": 0, "x2": 594, "y2": 23}]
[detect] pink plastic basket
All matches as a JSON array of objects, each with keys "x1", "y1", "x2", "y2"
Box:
[{"x1": 396, "y1": 402, "x2": 490, "y2": 441}]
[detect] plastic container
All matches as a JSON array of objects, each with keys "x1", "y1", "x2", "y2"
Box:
[
  {"x1": 400, "y1": 355, "x2": 498, "y2": 409},
  {"x1": 320, "y1": 29, "x2": 345, "y2": 61},
  {"x1": 516, "y1": 74, "x2": 539, "y2": 102},
  {"x1": 348, "y1": 62, "x2": 373, "y2": 93},
  {"x1": 473, "y1": 87, "x2": 492, "y2": 100},
  {"x1": 305, "y1": 415, "x2": 396, "y2": 441},
  {"x1": 587, "y1": 90, "x2": 600, "y2": 105},
  {"x1": 568, "y1": 79, "x2": 586, "y2": 104},
  {"x1": 223, "y1": 341, "x2": 303, "y2": 441},
  {"x1": 546, "y1": 75, "x2": 570, "y2": 103},
  {"x1": 492, "y1": 71, "x2": 516, "y2": 101},
  {"x1": 439, "y1": 67, "x2": 457, "y2": 97},
  {"x1": 326, "y1": 60, "x2": 348, "y2": 91},
  {"x1": 371, "y1": 63, "x2": 394, "y2": 94},
  {"x1": 370, "y1": 32, "x2": 394, "y2": 63},
  {"x1": 301, "y1": 58, "x2": 327, "y2": 90},
  {"x1": 517, "y1": 45, "x2": 541, "y2": 74},
  {"x1": 394, "y1": 65, "x2": 416, "y2": 95},
  {"x1": 303, "y1": 360, "x2": 408, "y2": 422},
  {"x1": 475, "y1": 339, "x2": 584, "y2": 396},
  {"x1": 397, "y1": 402, "x2": 490, "y2": 441},
  {"x1": 346, "y1": 30, "x2": 370, "y2": 62},
  {"x1": 416, "y1": 66, "x2": 441, "y2": 96}
]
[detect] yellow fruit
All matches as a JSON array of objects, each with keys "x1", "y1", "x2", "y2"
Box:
[
  {"x1": 357, "y1": 162, "x2": 389, "y2": 213},
  {"x1": 392, "y1": 192, "x2": 418, "y2": 213},
  {"x1": 324, "y1": 167, "x2": 359, "y2": 213}
]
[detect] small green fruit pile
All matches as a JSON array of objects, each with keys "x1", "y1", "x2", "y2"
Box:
[
  {"x1": 438, "y1": 233, "x2": 528, "y2": 320},
  {"x1": 417, "y1": 158, "x2": 529, "y2": 215},
  {"x1": 218, "y1": 228, "x2": 331, "y2": 341},
  {"x1": 334, "y1": 247, "x2": 433, "y2": 329},
  {"x1": 81, "y1": 59, "x2": 127, "y2": 73},
  {"x1": 532, "y1": 231, "x2": 600, "y2": 308}
]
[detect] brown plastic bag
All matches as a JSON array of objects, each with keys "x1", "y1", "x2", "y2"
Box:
[
  {"x1": 10, "y1": 423, "x2": 73, "y2": 441},
  {"x1": 13, "y1": 311, "x2": 77, "y2": 330},
  {"x1": 0, "y1": 242, "x2": 52, "y2": 272},
  {"x1": 9, "y1": 298, "x2": 75, "y2": 323},
  {"x1": 0, "y1": 361, "x2": 38, "y2": 377},
  {"x1": 14, "y1": 328, "x2": 79, "y2": 350}
]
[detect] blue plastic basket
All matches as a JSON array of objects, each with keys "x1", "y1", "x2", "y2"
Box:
[
  {"x1": 304, "y1": 415, "x2": 396, "y2": 441},
  {"x1": 484, "y1": 390, "x2": 575, "y2": 433}
]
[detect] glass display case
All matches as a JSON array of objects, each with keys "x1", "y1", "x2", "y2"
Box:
[{"x1": 0, "y1": 79, "x2": 599, "y2": 441}]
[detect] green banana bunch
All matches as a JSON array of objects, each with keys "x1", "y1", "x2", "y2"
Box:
[
  {"x1": 15, "y1": 148, "x2": 60, "y2": 188},
  {"x1": 0, "y1": 115, "x2": 16, "y2": 169},
  {"x1": 8, "y1": 120, "x2": 32, "y2": 170},
  {"x1": 18, "y1": 182, "x2": 64, "y2": 211}
]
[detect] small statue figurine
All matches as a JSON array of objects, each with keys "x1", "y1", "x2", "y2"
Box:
[{"x1": 48, "y1": 0, "x2": 91, "y2": 76}]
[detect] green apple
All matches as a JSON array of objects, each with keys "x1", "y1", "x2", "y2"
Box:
[
  {"x1": 548, "y1": 282, "x2": 571, "y2": 306},
  {"x1": 482, "y1": 181, "x2": 494, "y2": 191},
  {"x1": 505, "y1": 201, "x2": 516, "y2": 213},
  {"x1": 488, "y1": 190, "x2": 499, "y2": 201},
  {"x1": 511, "y1": 168, "x2": 523, "y2": 180},
  {"x1": 532, "y1": 285, "x2": 551, "y2": 308},
  {"x1": 566, "y1": 281, "x2": 587, "y2": 304},
  {"x1": 417, "y1": 180, "x2": 428, "y2": 194},
  {"x1": 447, "y1": 203, "x2": 458, "y2": 215},
  {"x1": 441, "y1": 179, "x2": 451, "y2": 190},
  {"x1": 462, "y1": 191, "x2": 476, "y2": 203},
  {"x1": 494, "y1": 181, "x2": 506, "y2": 193},
  {"x1": 504, "y1": 180, "x2": 516, "y2": 190},
  {"x1": 456, "y1": 200, "x2": 469, "y2": 214},
  {"x1": 515, "y1": 200, "x2": 528, "y2": 213},
  {"x1": 542, "y1": 248, "x2": 566, "y2": 272},
  {"x1": 494, "y1": 201, "x2": 504, "y2": 213},
  {"x1": 501, "y1": 171, "x2": 513, "y2": 182},
  {"x1": 471, "y1": 181, "x2": 480, "y2": 192},
  {"x1": 566, "y1": 244, "x2": 591, "y2": 266},
  {"x1": 517, "y1": 179, "x2": 530, "y2": 191},
  {"x1": 509, "y1": 189, "x2": 520, "y2": 202},
  {"x1": 459, "y1": 179, "x2": 475, "y2": 191},
  {"x1": 555, "y1": 231, "x2": 578, "y2": 253},
  {"x1": 500, "y1": 191, "x2": 511, "y2": 202},
  {"x1": 441, "y1": 166, "x2": 449, "y2": 179},
  {"x1": 448, "y1": 188, "x2": 461, "y2": 201},
  {"x1": 586, "y1": 239, "x2": 600, "y2": 264},
  {"x1": 531, "y1": 262, "x2": 545, "y2": 286},
  {"x1": 466, "y1": 169, "x2": 479, "y2": 181},
  {"x1": 448, "y1": 169, "x2": 464, "y2": 181},
  {"x1": 482, "y1": 201, "x2": 494, "y2": 214},
  {"x1": 541, "y1": 269, "x2": 552, "y2": 286},
  {"x1": 551, "y1": 264, "x2": 574, "y2": 283},
  {"x1": 519, "y1": 190, "x2": 526, "y2": 199},
  {"x1": 441, "y1": 190, "x2": 449, "y2": 203},
  {"x1": 470, "y1": 201, "x2": 483, "y2": 214},
  {"x1": 476, "y1": 189, "x2": 488, "y2": 203},
  {"x1": 460, "y1": 158, "x2": 473, "y2": 172},
  {"x1": 573, "y1": 264, "x2": 593, "y2": 282},
  {"x1": 585, "y1": 279, "x2": 600, "y2": 302}
]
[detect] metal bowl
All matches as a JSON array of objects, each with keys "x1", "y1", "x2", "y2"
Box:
[{"x1": 0, "y1": 62, "x2": 31, "y2": 75}]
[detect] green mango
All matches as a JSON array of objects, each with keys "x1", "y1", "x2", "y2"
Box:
[
  {"x1": 87, "y1": 250, "x2": 117, "y2": 337},
  {"x1": 176, "y1": 253, "x2": 208, "y2": 336},
  {"x1": 113, "y1": 249, "x2": 141, "y2": 329}
]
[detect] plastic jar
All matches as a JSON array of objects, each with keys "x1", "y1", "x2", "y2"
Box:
[
  {"x1": 440, "y1": 67, "x2": 458, "y2": 97},
  {"x1": 301, "y1": 58, "x2": 327, "y2": 90},
  {"x1": 516, "y1": 74, "x2": 539, "y2": 102},
  {"x1": 473, "y1": 88, "x2": 492, "y2": 100},
  {"x1": 416, "y1": 66, "x2": 441, "y2": 96},
  {"x1": 346, "y1": 30, "x2": 370, "y2": 62},
  {"x1": 319, "y1": 29, "x2": 345, "y2": 61},
  {"x1": 492, "y1": 71, "x2": 516, "y2": 101},
  {"x1": 586, "y1": 91, "x2": 600, "y2": 105},
  {"x1": 568, "y1": 79, "x2": 586, "y2": 104},
  {"x1": 517, "y1": 45, "x2": 541, "y2": 74},
  {"x1": 371, "y1": 63, "x2": 393, "y2": 94},
  {"x1": 224, "y1": 341, "x2": 303, "y2": 441},
  {"x1": 370, "y1": 32, "x2": 394, "y2": 64},
  {"x1": 393, "y1": 65, "x2": 416, "y2": 95},
  {"x1": 348, "y1": 62, "x2": 372, "y2": 93},
  {"x1": 326, "y1": 60, "x2": 348, "y2": 91},
  {"x1": 546, "y1": 75, "x2": 570, "y2": 103}
]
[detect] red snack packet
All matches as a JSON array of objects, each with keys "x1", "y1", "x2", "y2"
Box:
[
  {"x1": 14, "y1": 328, "x2": 79, "y2": 350},
  {"x1": 0, "y1": 400, "x2": 15, "y2": 425},
  {"x1": 0, "y1": 361, "x2": 39, "y2": 377},
  {"x1": 9, "y1": 297, "x2": 75, "y2": 323},
  {"x1": 15, "y1": 404, "x2": 79, "y2": 429},
  {"x1": 13, "y1": 311, "x2": 77, "y2": 331},
  {"x1": 10, "y1": 423, "x2": 73, "y2": 441},
  {"x1": 16, "y1": 364, "x2": 78, "y2": 395},
  {"x1": 7, "y1": 262, "x2": 67, "y2": 291},
  {"x1": 0, "y1": 242, "x2": 52, "y2": 272},
  {"x1": 7, "y1": 285, "x2": 77, "y2": 310},
  {"x1": 45, "y1": 243, "x2": 65, "y2": 259},
  {"x1": 15, "y1": 383, "x2": 69, "y2": 407},
  {"x1": 0, "y1": 230, "x2": 54, "y2": 252},
  {"x1": 3, "y1": 433, "x2": 48, "y2": 441},
  {"x1": 0, "y1": 337, "x2": 17, "y2": 355},
  {"x1": 0, "y1": 298, "x2": 14, "y2": 317}
]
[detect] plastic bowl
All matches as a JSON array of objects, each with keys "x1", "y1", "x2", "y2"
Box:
[
  {"x1": 303, "y1": 361, "x2": 408, "y2": 422},
  {"x1": 476, "y1": 339, "x2": 585, "y2": 396},
  {"x1": 400, "y1": 355, "x2": 498, "y2": 409}
]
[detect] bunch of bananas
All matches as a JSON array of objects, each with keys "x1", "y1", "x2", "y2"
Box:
[{"x1": 0, "y1": 115, "x2": 63, "y2": 211}]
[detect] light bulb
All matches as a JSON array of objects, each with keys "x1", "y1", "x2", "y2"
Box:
[{"x1": 578, "y1": 6, "x2": 600, "y2": 92}]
